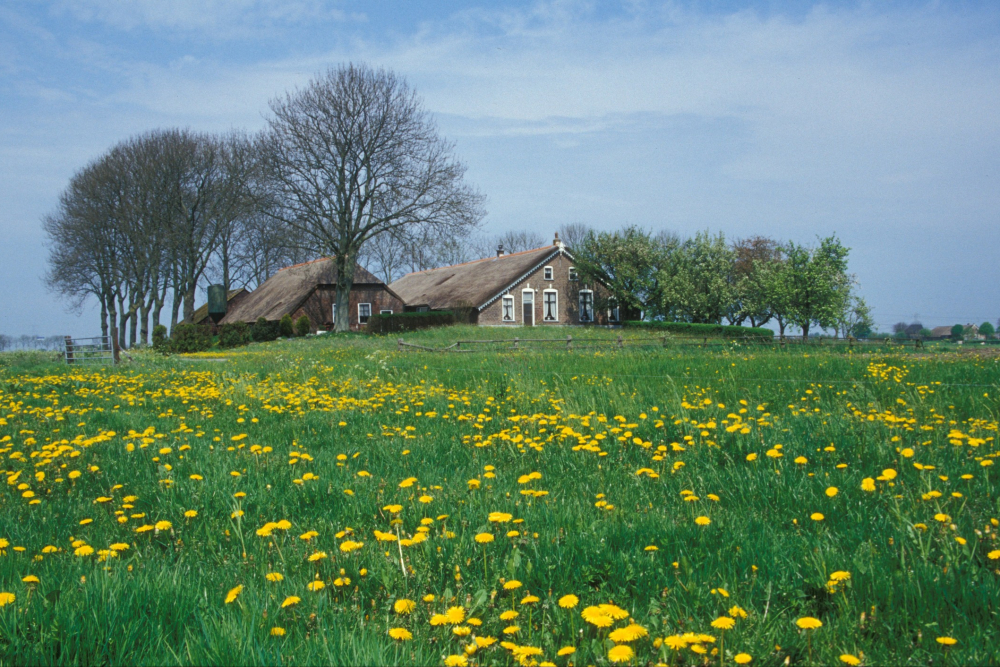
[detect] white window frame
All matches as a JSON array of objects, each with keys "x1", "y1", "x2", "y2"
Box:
[
  {"x1": 331, "y1": 303, "x2": 337, "y2": 324},
  {"x1": 358, "y1": 303, "x2": 372, "y2": 324},
  {"x1": 521, "y1": 288, "x2": 535, "y2": 326},
  {"x1": 380, "y1": 309, "x2": 393, "y2": 315},
  {"x1": 579, "y1": 290, "x2": 594, "y2": 323},
  {"x1": 543, "y1": 289, "x2": 559, "y2": 322},
  {"x1": 608, "y1": 298, "x2": 620, "y2": 323},
  {"x1": 543, "y1": 266, "x2": 554, "y2": 281},
  {"x1": 501, "y1": 295, "x2": 516, "y2": 322},
  {"x1": 568, "y1": 266, "x2": 578, "y2": 281}
]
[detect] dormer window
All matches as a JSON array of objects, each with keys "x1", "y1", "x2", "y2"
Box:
[
  {"x1": 543, "y1": 266, "x2": 553, "y2": 281},
  {"x1": 568, "y1": 267, "x2": 578, "y2": 281}
]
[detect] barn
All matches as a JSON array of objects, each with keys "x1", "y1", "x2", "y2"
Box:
[
  {"x1": 220, "y1": 258, "x2": 405, "y2": 332},
  {"x1": 390, "y1": 235, "x2": 617, "y2": 326}
]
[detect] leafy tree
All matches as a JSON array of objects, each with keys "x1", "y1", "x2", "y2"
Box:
[
  {"x1": 979, "y1": 322, "x2": 995, "y2": 338},
  {"x1": 781, "y1": 236, "x2": 851, "y2": 339},
  {"x1": 951, "y1": 324, "x2": 964, "y2": 341},
  {"x1": 660, "y1": 231, "x2": 735, "y2": 324},
  {"x1": 731, "y1": 236, "x2": 781, "y2": 327},
  {"x1": 919, "y1": 328, "x2": 934, "y2": 339},
  {"x1": 573, "y1": 226, "x2": 670, "y2": 320},
  {"x1": 839, "y1": 295, "x2": 874, "y2": 339},
  {"x1": 263, "y1": 63, "x2": 485, "y2": 332}
]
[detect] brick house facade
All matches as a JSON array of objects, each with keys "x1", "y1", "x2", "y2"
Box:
[
  {"x1": 294, "y1": 284, "x2": 404, "y2": 332},
  {"x1": 390, "y1": 236, "x2": 616, "y2": 327}
]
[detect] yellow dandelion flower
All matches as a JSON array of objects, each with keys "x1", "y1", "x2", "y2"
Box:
[
  {"x1": 281, "y1": 596, "x2": 300, "y2": 608},
  {"x1": 839, "y1": 655, "x2": 860, "y2": 666},
  {"x1": 270, "y1": 627, "x2": 285, "y2": 636},
  {"x1": 446, "y1": 606, "x2": 466, "y2": 623},
  {"x1": 936, "y1": 637, "x2": 957, "y2": 646},
  {"x1": 307, "y1": 581, "x2": 325, "y2": 591},
  {"x1": 0, "y1": 592, "x2": 14, "y2": 606},
  {"x1": 796, "y1": 617, "x2": 822, "y2": 629},
  {"x1": 224, "y1": 585, "x2": 242, "y2": 604},
  {"x1": 810, "y1": 513, "x2": 825, "y2": 522},
  {"x1": 475, "y1": 533, "x2": 494, "y2": 544},
  {"x1": 711, "y1": 616, "x2": 736, "y2": 630},
  {"x1": 444, "y1": 655, "x2": 467, "y2": 667},
  {"x1": 557, "y1": 646, "x2": 576, "y2": 656},
  {"x1": 388, "y1": 627, "x2": 412, "y2": 641},
  {"x1": 558, "y1": 594, "x2": 579, "y2": 608},
  {"x1": 695, "y1": 516, "x2": 711, "y2": 526},
  {"x1": 394, "y1": 599, "x2": 416, "y2": 614},
  {"x1": 735, "y1": 654, "x2": 753, "y2": 664},
  {"x1": 503, "y1": 580, "x2": 522, "y2": 590},
  {"x1": 607, "y1": 644, "x2": 634, "y2": 663}
]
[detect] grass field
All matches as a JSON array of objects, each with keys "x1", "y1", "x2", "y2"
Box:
[{"x1": 1, "y1": 326, "x2": 998, "y2": 666}]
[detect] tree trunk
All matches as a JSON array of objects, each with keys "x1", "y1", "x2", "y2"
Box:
[
  {"x1": 334, "y1": 250, "x2": 357, "y2": 333},
  {"x1": 140, "y1": 302, "x2": 151, "y2": 345},
  {"x1": 183, "y1": 285, "x2": 196, "y2": 323},
  {"x1": 129, "y1": 304, "x2": 138, "y2": 348},
  {"x1": 100, "y1": 297, "x2": 109, "y2": 341},
  {"x1": 801, "y1": 322, "x2": 810, "y2": 340},
  {"x1": 117, "y1": 296, "x2": 129, "y2": 350},
  {"x1": 170, "y1": 287, "x2": 182, "y2": 330}
]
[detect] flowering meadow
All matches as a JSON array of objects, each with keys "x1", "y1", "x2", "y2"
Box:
[{"x1": 1, "y1": 328, "x2": 998, "y2": 665}]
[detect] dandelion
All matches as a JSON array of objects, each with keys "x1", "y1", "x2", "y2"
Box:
[
  {"x1": 734, "y1": 654, "x2": 752, "y2": 664},
  {"x1": 281, "y1": 596, "x2": 300, "y2": 608},
  {"x1": 446, "y1": 606, "x2": 466, "y2": 623},
  {"x1": 224, "y1": 585, "x2": 242, "y2": 604},
  {"x1": 558, "y1": 594, "x2": 579, "y2": 608},
  {"x1": 474, "y1": 533, "x2": 494, "y2": 544},
  {"x1": 488, "y1": 512, "x2": 513, "y2": 523},
  {"x1": 936, "y1": 637, "x2": 957, "y2": 646},
  {"x1": 74, "y1": 545, "x2": 94, "y2": 557},
  {"x1": 270, "y1": 627, "x2": 285, "y2": 636},
  {"x1": 607, "y1": 645, "x2": 634, "y2": 663},
  {"x1": 184, "y1": 510, "x2": 197, "y2": 518},
  {"x1": 695, "y1": 516, "x2": 711, "y2": 526},
  {"x1": 503, "y1": 580, "x2": 522, "y2": 590},
  {"x1": 155, "y1": 521, "x2": 172, "y2": 531},
  {"x1": 711, "y1": 617, "x2": 735, "y2": 630},
  {"x1": 861, "y1": 478, "x2": 876, "y2": 492},
  {"x1": 609, "y1": 623, "x2": 649, "y2": 642},
  {"x1": 557, "y1": 646, "x2": 576, "y2": 656},
  {"x1": 388, "y1": 627, "x2": 412, "y2": 641},
  {"x1": 825, "y1": 487, "x2": 838, "y2": 497},
  {"x1": 502, "y1": 625, "x2": 520, "y2": 635},
  {"x1": 988, "y1": 550, "x2": 1000, "y2": 560},
  {"x1": 22, "y1": 575, "x2": 39, "y2": 584},
  {"x1": 307, "y1": 581, "x2": 325, "y2": 591},
  {"x1": 394, "y1": 599, "x2": 416, "y2": 614},
  {"x1": 811, "y1": 513, "x2": 825, "y2": 521},
  {"x1": 307, "y1": 551, "x2": 328, "y2": 562},
  {"x1": 500, "y1": 610, "x2": 519, "y2": 621},
  {"x1": 0, "y1": 592, "x2": 15, "y2": 606},
  {"x1": 444, "y1": 655, "x2": 468, "y2": 667},
  {"x1": 839, "y1": 655, "x2": 860, "y2": 665}
]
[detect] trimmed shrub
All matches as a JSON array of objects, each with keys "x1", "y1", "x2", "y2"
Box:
[
  {"x1": 295, "y1": 315, "x2": 311, "y2": 337},
  {"x1": 251, "y1": 317, "x2": 280, "y2": 343},
  {"x1": 621, "y1": 321, "x2": 774, "y2": 340},
  {"x1": 951, "y1": 324, "x2": 964, "y2": 341},
  {"x1": 279, "y1": 314, "x2": 294, "y2": 338},
  {"x1": 218, "y1": 322, "x2": 252, "y2": 349},
  {"x1": 366, "y1": 311, "x2": 457, "y2": 335},
  {"x1": 151, "y1": 324, "x2": 169, "y2": 353},
  {"x1": 170, "y1": 324, "x2": 212, "y2": 353}
]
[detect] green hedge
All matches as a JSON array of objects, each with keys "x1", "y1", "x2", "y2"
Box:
[
  {"x1": 170, "y1": 324, "x2": 212, "y2": 352},
  {"x1": 251, "y1": 317, "x2": 281, "y2": 343},
  {"x1": 366, "y1": 311, "x2": 457, "y2": 335},
  {"x1": 622, "y1": 321, "x2": 774, "y2": 340},
  {"x1": 218, "y1": 322, "x2": 252, "y2": 348}
]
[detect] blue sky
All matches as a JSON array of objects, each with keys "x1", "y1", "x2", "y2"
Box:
[{"x1": 2, "y1": 0, "x2": 999, "y2": 336}]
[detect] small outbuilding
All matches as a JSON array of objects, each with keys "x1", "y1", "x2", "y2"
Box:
[
  {"x1": 220, "y1": 258, "x2": 404, "y2": 332},
  {"x1": 390, "y1": 235, "x2": 616, "y2": 326},
  {"x1": 183, "y1": 288, "x2": 251, "y2": 326}
]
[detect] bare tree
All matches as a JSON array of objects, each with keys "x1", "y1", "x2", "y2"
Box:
[
  {"x1": 557, "y1": 223, "x2": 593, "y2": 251},
  {"x1": 263, "y1": 63, "x2": 485, "y2": 331}
]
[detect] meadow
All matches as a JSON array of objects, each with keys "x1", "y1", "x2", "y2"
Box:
[{"x1": 1, "y1": 326, "x2": 998, "y2": 666}]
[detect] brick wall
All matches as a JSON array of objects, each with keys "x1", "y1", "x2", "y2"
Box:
[
  {"x1": 477, "y1": 252, "x2": 615, "y2": 326},
  {"x1": 294, "y1": 285, "x2": 405, "y2": 332}
]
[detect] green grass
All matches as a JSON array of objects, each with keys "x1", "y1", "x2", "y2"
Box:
[{"x1": 1, "y1": 327, "x2": 998, "y2": 666}]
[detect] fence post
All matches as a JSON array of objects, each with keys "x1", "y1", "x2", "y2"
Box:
[
  {"x1": 567, "y1": 334, "x2": 572, "y2": 351},
  {"x1": 617, "y1": 334, "x2": 623, "y2": 349},
  {"x1": 398, "y1": 338, "x2": 404, "y2": 351},
  {"x1": 662, "y1": 336, "x2": 667, "y2": 348},
  {"x1": 64, "y1": 336, "x2": 74, "y2": 364},
  {"x1": 111, "y1": 333, "x2": 121, "y2": 364},
  {"x1": 514, "y1": 337, "x2": 519, "y2": 350},
  {"x1": 456, "y1": 341, "x2": 461, "y2": 350}
]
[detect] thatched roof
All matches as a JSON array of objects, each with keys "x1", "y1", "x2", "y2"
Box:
[
  {"x1": 221, "y1": 258, "x2": 388, "y2": 323},
  {"x1": 183, "y1": 288, "x2": 248, "y2": 325},
  {"x1": 390, "y1": 245, "x2": 566, "y2": 311}
]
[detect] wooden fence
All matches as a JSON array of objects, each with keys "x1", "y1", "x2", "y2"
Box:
[{"x1": 396, "y1": 334, "x2": 927, "y2": 353}]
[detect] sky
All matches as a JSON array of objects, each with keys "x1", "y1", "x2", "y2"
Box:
[{"x1": 1, "y1": 0, "x2": 999, "y2": 337}]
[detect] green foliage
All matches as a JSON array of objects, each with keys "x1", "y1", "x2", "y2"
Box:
[
  {"x1": 919, "y1": 328, "x2": 934, "y2": 339},
  {"x1": 979, "y1": 322, "x2": 995, "y2": 338},
  {"x1": 951, "y1": 324, "x2": 965, "y2": 341},
  {"x1": 251, "y1": 317, "x2": 280, "y2": 343},
  {"x1": 777, "y1": 236, "x2": 851, "y2": 339},
  {"x1": 573, "y1": 226, "x2": 668, "y2": 320},
  {"x1": 279, "y1": 314, "x2": 294, "y2": 338},
  {"x1": 169, "y1": 324, "x2": 212, "y2": 353},
  {"x1": 659, "y1": 230, "x2": 735, "y2": 323},
  {"x1": 151, "y1": 324, "x2": 168, "y2": 353},
  {"x1": 218, "y1": 322, "x2": 252, "y2": 349},
  {"x1": 294, "y1": 315, "x2": 312, "y2": 337},
  {"x1": 366, "y1": 311, "x2": 457, "y2": 334},
  {"x1": 622, "y1": 320, "x2": 774, "y2": 339}
]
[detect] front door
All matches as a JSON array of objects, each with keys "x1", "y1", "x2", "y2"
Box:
[{"x1": 522, "y1": 290, "x2": 534, "y2": 327}]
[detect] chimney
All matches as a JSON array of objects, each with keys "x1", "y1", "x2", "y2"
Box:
[
  {"x1": 553, "y1": 232, "x2": 564, "y2": 249},
  {"x1": 496, "y1": 243, "x2": 504, "y2": 258}
]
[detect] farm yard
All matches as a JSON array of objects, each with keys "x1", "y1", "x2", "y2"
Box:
[{"x1": 1, "y1": 327, "x2": 999, "y2": 666}]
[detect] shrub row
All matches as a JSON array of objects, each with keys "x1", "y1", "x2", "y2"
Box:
[
  {"x1": 366, "y1": 311, "x2": 456, "y2": 334},
  {"x1": 162, "y1": 323, "x2": 212, "y2": 353},
  {"x1": 622, "y1": 321, "x2": 774, "y2": 339}
]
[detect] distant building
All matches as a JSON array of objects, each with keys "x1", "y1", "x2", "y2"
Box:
[
  {"x1": 221, "y1": 258, "x2": 404, "y2": 332},
  {"x1": 390, "y1": 234, "x2": 616, "y2": 326}
]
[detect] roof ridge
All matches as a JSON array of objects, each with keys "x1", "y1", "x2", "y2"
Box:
[
  {"x1": 400, "y1": 245, "x2": 554, "y2": 278},
  {"x1": 277, "y1": 256, "x2": 328, "y2": 272}
]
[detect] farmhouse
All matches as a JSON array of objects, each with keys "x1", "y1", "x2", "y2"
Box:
[
  {"x1": 390, "y1": 235, "x2": 617, "y2": 326},
  {"x1": 220, "y1": 258, "x2": 404, "y2": 332}
]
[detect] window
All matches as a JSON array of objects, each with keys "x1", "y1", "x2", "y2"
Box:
[
  {"x1": 543, "y1": 290, "x2": 558, "y2": 322},
  {"x1": 579, "y1": 290, "x2": 594, "y2": 323},
  {"x1": 568, "y1": 266, "x2": 578, "y2": 281},
  {"x1": 416, "y1": 306, "x2": 429, "y2": 313},
  {"x1": 608, "y1": 298, "x2": 620, "y2": 323},
  {"x1": 502, "y1": 295, "x2": 515, "y2": 322},
  {"x1": 331, "y1": 303, "x2": 337, "y2": 323},
  {"x1": 543, "y1": 266, "x2": 554, "y2": 281},
  {"x1": 358, "y1": 303, "x2": 372, "y2": 324},
  {"x1": 380, "y1": 309, "x2": 393, "y2": 315}
]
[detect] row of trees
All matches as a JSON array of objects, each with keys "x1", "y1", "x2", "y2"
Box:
[
  {"x1": 45, "y1": 63, "x2": 485, "y2": 345},
  {"x1": 0, "y1": 335, "x2": 65, "y2": 352},
  {"x1": 571, "y1": 226, "x2": 871, "y2": 338}
]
